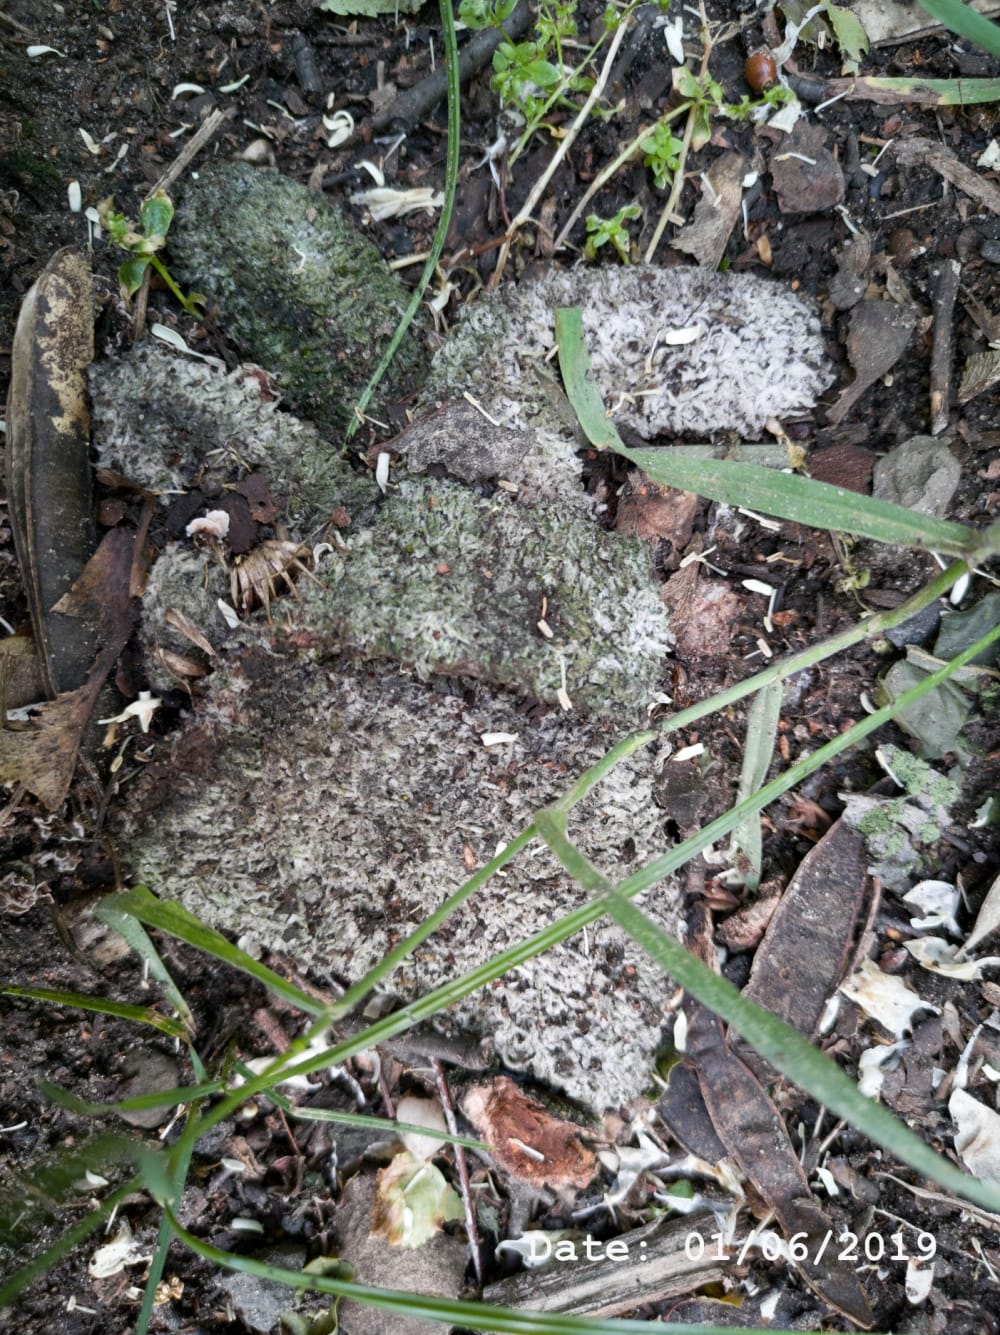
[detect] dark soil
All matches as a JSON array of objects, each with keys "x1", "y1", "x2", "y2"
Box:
[{"x1": 1, "y1": 0, "x2": 999, "y2": 1331}]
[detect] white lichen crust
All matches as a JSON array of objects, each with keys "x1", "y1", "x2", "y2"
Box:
[
  {"x1": 424, "y1": 265, "x2": 833, "y2": 446},
  {"x1": 115, "y1": 651, "x2": 682, "y2": 1111}
]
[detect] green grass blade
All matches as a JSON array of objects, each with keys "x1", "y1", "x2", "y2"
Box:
[
  {"x1": 603, "y1": 888, "x2": 1000, "y2": 1213},
  {"x1": 859, "y1": 74, "x2": 1000, "y2": 103},
  {"x1": 554, "y1": 305, "x2": 976, "y2": 555},
  {"x1": 39, "y1": 1077, "x2": 225, "y2": 1119},
  {"x1": 1, "y1": 985, "x2": 188, "y2": 1040},
  {"x1": 916, "y1": 0, "x2": 1000, "y2": 57},
  {"x1": 729, "y1": 678, "x2": 783, "y2": 889},
  {"x1": 104, "y1": 886, "x2": 327, "y2": 1016},
  {"x1": 94, "y1": 897, "x2": 196, "y2": 1035},
  {"x1": 167, "y1": 1209, "x2": 869, "y2": 1334},
  {"x1": 0, "y1": 1177, "x2": 140, "y2": 1306}
]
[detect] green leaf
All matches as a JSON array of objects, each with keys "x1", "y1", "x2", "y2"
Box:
[
  {"x1": 95, "y1": 897, "x2": 196, "y2": 1035},
  {"x1": 916, "y1": 0, "x2": 1000, "y2": 58},
  {"x1": 39, "y1": 1077, "x2": 225, "y2": 1120},
  {"x1": 554, "y1": 305, "x2": 977, "y2": 556},
  {"x1": 1, "y1": 984, "x2": 188, "y2": 1039},
  {"x1": 728, "y1": 679, "x2": 783, "y2": 889},
  {"x1": 117, "y1": 255, "x2": 150, "y2": 298},
  {"x1": 139, "y1": 189, "x2": 174, "y2": 248},
  {"x1": 373, "y1": 1151, "x2": 463, "y2": 1248},
  {"x1": 824, "y1": 3, "x2": 870, "y2": 62},
  {"x1": 103, "y1": 887, "x2": 328, "y2": 1016}
]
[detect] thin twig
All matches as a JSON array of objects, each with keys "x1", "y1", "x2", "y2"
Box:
[
  {"x1": 148, "y1": 106, "x2": 233, "y2": 199},
  {"x1": 553, "y1": 103, "x2": 691, "y2": 252},
  {"x1": 432, "y1": 1058, "x2": 483, "y2": 1285},
  {"x1": 643, "y1": 2, "x2": 714, "y2": 263},
  {"x1": 492, "y1": 14, "x2": 631, "y2": 284},
  {"x1": 929, "y1": 256, "x2": 960, "y2": 434}
]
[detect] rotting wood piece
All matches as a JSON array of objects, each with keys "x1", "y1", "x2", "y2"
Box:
[
  {"x1": 5, "y1": 248, "x2": 97, "y2": 697},
  {"x1": 481, "y1": 1211, "x2": 725, "y2": 1317}
]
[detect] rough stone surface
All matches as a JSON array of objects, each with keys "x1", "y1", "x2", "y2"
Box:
[
  {"x1": 420, "y1": 265, "x2": 833, "y2": 445},
  {"x1": 170, "y1": 162, "x2": 430, "y2": 435},
  {"x1": 89, "y1": 344, "x2": 376, "y2": 531},
  {"x1": 113, "y1": 648, "x2": 682, "y2": 1112}
]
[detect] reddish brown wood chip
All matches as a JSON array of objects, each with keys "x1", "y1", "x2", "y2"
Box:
[{"x1": 461, "y1": 1077, "x2": 596, "y2": 1190}]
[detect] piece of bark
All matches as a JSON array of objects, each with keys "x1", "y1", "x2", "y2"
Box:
[
  {"x1": 481, "y1": 1211, "x2": 725, "y2": 1317},
  {"x1": 929, "y1": 258, "x2": 961, "y2": 434},
  {"x1": 685, "y1": 1009, "x2": 874, "y2": 1329},
  {"x1": 5, "y1": 248, "x2": 97, "y2": 696},
  {"x1": 741, "y1": 820, "x2": 871, "y2": 1047},
  {"x1": 672, "y1": 151, "x2": 747, "y2": 269},
  {"x1": 770, "y1": 123, "x2": 845, "y2": 214},
  {"x1": 826, "y1": 300, "x2": 917, "y2": 425}
]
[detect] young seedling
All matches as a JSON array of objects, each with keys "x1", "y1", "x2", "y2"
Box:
[
  {"x1": 100, "y1": 190, "x2": 205, "y2": 317},
  {"x1": 583, "y1": 202, "x2": 640, "y2": 261}
]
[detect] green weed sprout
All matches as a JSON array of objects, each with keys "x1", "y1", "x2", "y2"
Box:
[
  {"x1": 101, "y1": 190, "x2": 205, "y2": 317},
  {"x1": 583, "y1": 203, "x2": 639, "y2": 261}
]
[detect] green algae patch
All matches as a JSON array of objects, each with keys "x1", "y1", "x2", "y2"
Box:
[
  {"x1": 170, "y1": 163, "x2": 430, "y2": 435},
  {"x1": 305, "y1": 476, "x2": 673, "y2": 716}
]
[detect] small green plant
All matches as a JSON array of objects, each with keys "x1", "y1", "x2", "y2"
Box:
[
  {"x1": 100, "y1": 190, "x2": 205, "y2": 317},
  {"x1": 639, "y1": 122, "x2": 685, "y2": 191},
  {"x1": 583, "y1": 203, "x2": 639, "y2": 261}
]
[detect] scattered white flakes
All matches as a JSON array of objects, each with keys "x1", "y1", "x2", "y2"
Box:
[
  {"x1": 767, "y1": 95, "x2": 802, "y2": 134},
  {"x1": 497, "y1": 1231, "x2": 578, "y2": 1269},
  {"x1": 230, "y1": 1217, "x2": 265, "y2": 1234},
  {"x1": 949, "y1": 568, "x2": 970, "y2": 605},
  {"x1": 737, "y1": 506, "x2": 783, "y2": 532},
  {"x1": 742, "y1": 170, "x2": 759, "y2": 189},
  {"x1": 671, "y1": 743, "x2": 704, "y2": 763},
  {"x1": 323, "y1": 108, "x2": 354, "y2": 148},
  {"x1": 950, "y1": 1087, "x2": 1000, "y2": 1187},
  {"x1": 98, "y1": 691, "x2": 162, "y2": 735},
  {"x1": 840, "y1": 957, "x2": 939, "y2": 1039},
  {"x1": 350, "y1": 186, "x2": 444, "y2": 221},
  {"x1": 185, "y1": 509, "x2": 230, "y2": 540},
  {"x1": 814, "y1": 1165, "x2": 839, "y2": 1197},
  {"x1": 663, "y1": 15, "x2": 685, "y2": 64},
  {"x1": 662, "y1": 324, "x2": 703, "y2": 345},
  {"x1": 481, "y1": 732, "x2": 518, "y2": 747},
  {"x1": 906, "y1": 937, "x2": 1000, "y2": 981},
  {"x1": 357, "y1": 159, "x2": 385, "y2": 186},
  {"x1": 27, "y1": 45, "x2": 66, "y2": 58},
  {"x1": 905, "y1": 1259, "x2": 935, "y2": 1305},
  {"x1": 88, "y1": 1219, "x2": 150, "y2": 1279},
  {"x1": 537, "y1": 619, "x2": 554, "y2": 639},
  {"x1": 67, "y1": 180, "x2": 82, "y2": 213},
  {"x1": 150, "y1": 322, "x2": 226, "y2": 368},
  {"x1": 859, "y1": 691, "x2": 877, "y2": 714},
  {"x1": 857, "y1": 1041, "x2": 905, "y2": 1098},
  {"x1": 218, "y1": 74, "x2": 250, "y2": 93},
  {"x1": 235, "y1": 137, "x2": 272, "y2": 163},
  {"x1": 79, "y1": 127, "x2": 103, "y2": 155},
  {"x1": 978, "y1": 139, "x2": 1000, "y2": 171},
  {"x1": 375, "y1": 451, "x2": 391, "y2": 494},
  {"x1": 755, "y1": 636, "x2": 773, "y2": 659},
  {"x1": 396, "y1": 1095, "x2": 448, "y2": 1160},
  {"x1": 902, "y1": 881, "x2": 960, "y2": 936},
  {"x1": 83, "y1": 1169, "x2": 110, "y2": 1188},
  {"x1": 171, "y1": 82, "x2": 207, "y2": 98},
  {"x1": 217, "y1": 599, "x2": 241, "y2": 629},
  {"x1": 105, "y1": 141, "x2": 129, "y2": 173},
  {"x1": 673, "y1": 1007, "x2": 688, "y2": 1053}
]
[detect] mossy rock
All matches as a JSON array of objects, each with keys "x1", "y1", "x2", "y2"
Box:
[{"x1": 170, "y1": 162, "x2": 430, "y2": 436}]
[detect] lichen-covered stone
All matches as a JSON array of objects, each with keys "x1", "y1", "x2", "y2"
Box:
[
  {"x1": 420, "y1": 265, "x2": 833, "y2": 446},
  {"x1": 306, "y1": 475, "x2": 672, "y2": 715},
  {"x1": 113, "y1": 648, "x2": 682, "y2": 1111},
  {"x1": 89, "y1": 344, "x2": 377, "y2": 530},
  {"x1": 170, "y1": 163, "x2": 430, "y2": 435}
]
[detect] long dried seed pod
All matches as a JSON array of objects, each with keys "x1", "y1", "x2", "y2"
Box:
[{"x1": 5, "y1": 248, "x2": 97, "y2": 696}]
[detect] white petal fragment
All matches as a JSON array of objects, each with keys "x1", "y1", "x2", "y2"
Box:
[
  {"x1": 186, "y1": 509, "x2": 230, "y2": 540},
  {"x1": 840, "y1": 957, "x2": 939, "y2": 1039},
  {"x1": 99, "y1": 691, "x2": 162, "y2": 734}
]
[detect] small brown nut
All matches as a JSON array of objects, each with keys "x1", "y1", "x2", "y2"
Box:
[{"x1": 745, "y1": 50, "x2": 777, "y2": 93}]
